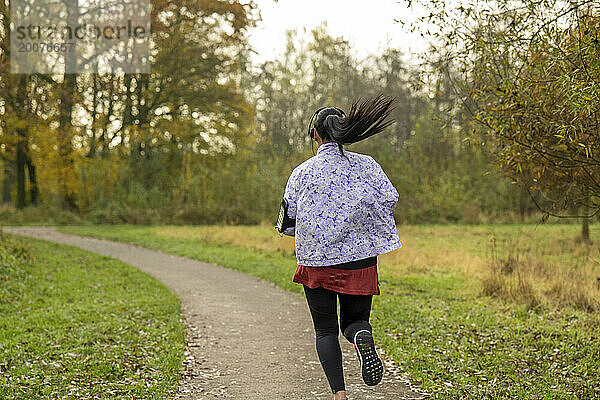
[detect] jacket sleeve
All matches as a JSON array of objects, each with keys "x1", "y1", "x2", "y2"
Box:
[
  {"x1": 282, "y1": 168, "x2": 299, "y2": 237},
  {"x1": 369, "y1": 157, "x2": 399, "y2": 210}
]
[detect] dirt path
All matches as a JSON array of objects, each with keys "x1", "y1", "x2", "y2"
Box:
[{"x1": 4, "y1": 226, "x2": 428, "y2": 400}]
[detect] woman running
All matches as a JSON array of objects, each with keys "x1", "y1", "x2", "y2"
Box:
[{"x1": 277, "y1": 94, "x2": 402, "y2": 400}]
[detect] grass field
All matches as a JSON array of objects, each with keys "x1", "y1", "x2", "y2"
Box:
[
  {"x1": 0, "y1": 231, "x2": 185, "y2": 399},
  {"x1": 56, "y1": 223, "x2": 600, "y2": 399}
]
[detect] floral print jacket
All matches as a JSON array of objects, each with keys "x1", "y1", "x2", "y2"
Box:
[{"x1": 283, "y1": 142, "x2": 402, "y2": 266}]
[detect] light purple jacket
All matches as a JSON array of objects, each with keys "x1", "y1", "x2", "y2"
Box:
[{"x1": 283, "y1": 142, "x2": 402, "y2": 266}]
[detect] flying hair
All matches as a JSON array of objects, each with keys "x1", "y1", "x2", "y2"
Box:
[{"x1": 311, "y1": 94, "x2": 397, "y2": 158}]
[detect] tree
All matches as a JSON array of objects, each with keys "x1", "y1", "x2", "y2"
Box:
[
  {"x1": 410, "y1": 0, "x2": 600, "y2": 235},
  {"x1": 1, "y1": 0, "x2": 257, "y2": 215}
]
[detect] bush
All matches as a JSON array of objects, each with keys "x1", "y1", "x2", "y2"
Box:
[{"x1": 0, "y1": 204, "x2": 84, "y2": 226}]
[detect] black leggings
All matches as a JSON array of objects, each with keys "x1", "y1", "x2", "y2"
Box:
[{"x1": 303, "y1": 285, "x2": 373, "y2": 394}]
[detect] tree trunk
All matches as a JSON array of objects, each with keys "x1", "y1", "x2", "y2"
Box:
[
  {"x1": 15, "y1": 75, "x2": 28, "y2": 209},
  {"x1": 2, "y1": 162, "x2": 13, "y2": 204},
  {"x1": 87, "y1": 72, "x2": 98, "y2": 158},
  {"x1": 57, "y1": 0, "x2": 80, "y2": 211},
  {"x1": 16, "y1": 136, "x2": 26, "y2": 209},
  {"x1": 582, "y1": 190, "x2": 590, "y2": 242},
  {"x1": 58, "y1": 73, "x2": 78, "y2": 211},
  {"x1": 123, "y1": 74, "x2": 134, "y2": 158},
  {"x1": 519, "y1": 182, "x2": 528, "y2": 223},
  {"x1": 101, "y1": 74, "x2": 116, "y2": 158},
  {"x1": 26, "y1": 156, "x2": 38, "y2": 205}
]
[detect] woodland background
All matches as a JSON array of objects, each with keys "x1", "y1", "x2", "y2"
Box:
[{"x1": 1, "y1": 0, "x2": 599, "y2": 236}]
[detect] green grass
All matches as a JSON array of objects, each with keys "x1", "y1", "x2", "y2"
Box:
[
  {"x1": 0, "y1": 232, "x2": 185, "y2": 399},
  {"x1": 56, "y1": 224, "x2": 600, "y2": 399}
]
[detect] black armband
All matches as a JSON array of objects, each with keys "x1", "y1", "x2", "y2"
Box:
[{"x1": 275, "y1": 198, "x2": 296, "y2": 233}]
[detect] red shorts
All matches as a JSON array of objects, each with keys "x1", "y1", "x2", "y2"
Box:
[{"x1": 292, "y1": 264, "x2": 380, "y2": 295}]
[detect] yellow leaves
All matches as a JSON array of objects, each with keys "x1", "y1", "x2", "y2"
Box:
[
  {"x1": 2, "y1": 115, "x2": 30, "y2": 133},
  {"x1": 516, "y1": 162, "x2": 522, "y2": 173},
  {"x1": 13, "y1": 120, "x2": 28, "y2": 130},
  {"x1": 553, "y1": 143, "x2": 568, "y2": 151},
  {"x1": 23, "y1": 125, "x2": 125, "y2": 209},
  {"x1": 580, "y1": 145, "x2": 592, "y2": 159}
]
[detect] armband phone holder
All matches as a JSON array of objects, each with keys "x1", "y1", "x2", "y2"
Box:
[{"x1": 275, "y1": 198, "x2": 295, "y2": 234}]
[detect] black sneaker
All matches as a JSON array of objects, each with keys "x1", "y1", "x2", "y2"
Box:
[{"x1": 353, "y1": 329, "x2": 384, "y2": 386}]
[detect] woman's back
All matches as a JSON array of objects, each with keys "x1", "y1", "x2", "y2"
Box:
[{"x1": 285, "y1": 142, "x2": 401, "y2": 266}]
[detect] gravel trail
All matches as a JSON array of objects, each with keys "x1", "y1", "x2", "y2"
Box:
[{"x1": 4, "y1": 226, "x2": 428, "y2": 400}]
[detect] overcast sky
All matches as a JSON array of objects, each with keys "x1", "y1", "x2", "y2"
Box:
[{"x1": 246, "y1": 0, "x2": 431, "y2": 66}]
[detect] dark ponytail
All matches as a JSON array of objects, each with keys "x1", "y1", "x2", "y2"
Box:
[{"x1": 313, "y1": 94, "x2": 397, "y2": 157}]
